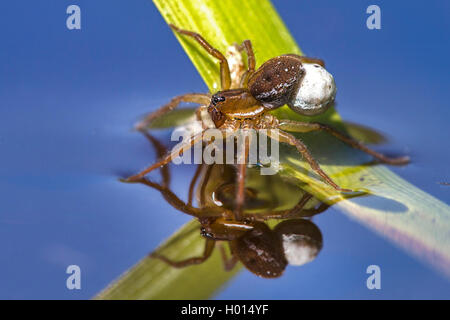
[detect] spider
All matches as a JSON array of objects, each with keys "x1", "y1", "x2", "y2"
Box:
[
  {"x1": 128, "y1": 131, "x2": 327, "y2": 278},
  {"x1": 155, "y1": 218, "x2": 324, "y2": 279},
  {"x1": 125, "y1": 24, "x2": 409, "y2": 219},
  {"x1": 135, "y1": 162, "x2": 327, "y2": 278}
]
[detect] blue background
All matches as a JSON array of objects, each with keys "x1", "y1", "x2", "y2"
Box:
[{"x1": 0, "y1": 0, "x2": 449, "y2": 299}]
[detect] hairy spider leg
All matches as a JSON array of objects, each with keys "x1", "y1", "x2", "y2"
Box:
[
  {"x1": 127, "y1": 176, "x2": 224, "y2": 218},
  {"x1": 140, "y1": 131, "x2": 171, "y2": 187},
  {"x1": 279, "y1": 120, "x2": 410, "y2": 165},
  {"x1": 150, "y1": 238, "x2": 216, "y2": 268},
  {"x1": 255, "y1": 193, "x2": 314, "y2": 220},
  {"x1": 236, "y1": 39, "x2": 256, "y2": 87},
  {"x1": 124, "y1": 130, "x2": 206, "y2": 182},
  {"x1": 134, "y1": 160, "x2": 328, "y2": 270},
  {"x1": 135, "y1": 93, "x2": 210, "y2": 131},
  {"x1": 169, "y1": 24, "x2": 232, "y2": 91},
  {"x1": 188, "y1": 163, "x2": 205, "y2": 206},
  {"x1": 257, "y1": 193, "x2": 331, "y2": 220},
  {"x1": 267, "y1": 129, "x2": 353, "y2": 192},
  {"x1": 219, "y1": 243, "x2": 239, "y2": 271},
  {"x1": 234, "y1": 131, "x2": 252, "y2": 220},
  {"x1": 198, "y1": 163, "x2": 214, "y2": 210}
]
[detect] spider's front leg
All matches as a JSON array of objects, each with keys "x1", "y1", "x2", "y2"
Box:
[
  {"x1": 124, "y1": 130, "x2": 206, "y2": 182},
  {"x1": 139, "y1": 131, "x2": 171, "y2": 187},
  {"x1": 169, "y1": 24, "x2": 232, "y2": 91},
  {"x1": 125, "y1": 175, "x2": 224, "y2": 218}
]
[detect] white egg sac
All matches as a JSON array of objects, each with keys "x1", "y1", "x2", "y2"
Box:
[
  {"x1": 282, "y1": 233, "x2": 320, "y2": 266},
  {"x1": 289, "y1": 63, "x2": 336, "y2": 116}
]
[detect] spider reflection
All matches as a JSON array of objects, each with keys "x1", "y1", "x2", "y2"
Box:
[{"x1": 124, "y1": 132, "x2": 329, "y2": 278}]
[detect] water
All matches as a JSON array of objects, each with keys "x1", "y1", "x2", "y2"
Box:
[{"x1": 0, "y1": 0, "x2": 449, "y2": 299}]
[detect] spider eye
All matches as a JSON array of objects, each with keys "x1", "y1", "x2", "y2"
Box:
[{"x1": 212, "y1": 95, "x2": 225, "y2": 105}]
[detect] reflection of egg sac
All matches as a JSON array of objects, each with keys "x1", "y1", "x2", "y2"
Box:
[
  {"x1": 282, "y1": 234, "x2": 320, "y2": 266},
  {"x1": 289, "y1": 63, "x2": 336, "y2": 116}
]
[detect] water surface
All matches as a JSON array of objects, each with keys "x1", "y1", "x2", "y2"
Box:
[{"x1": 0, "y1": 0, "x2": 449, "y2": 299}]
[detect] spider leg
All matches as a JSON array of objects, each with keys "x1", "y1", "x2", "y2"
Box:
[
  {"x1": 188, "y1": 133, "x2": 224, "y2": 207},
  {"x1": 268, "y1": 129, "x2": 353, "y2": 192},
  {"x1": 140, "y1": 131, "x2": 171, "y2": 187},
  {"x1": 199, "y1": 164, "x2": 214, "y2": 208},
  {"x1": 260, "y1": 193, "x2": 330, "y2": 220},
  {"x1": 124, "y1": 131, "x2": 226, "y2": 217},
  {"x1": 247, "y1": 186, "x2": 333, "y2": 221},
  {"x1": 252, "y1": 193, "x2": 314, "y2": 220},
  {"x1": 279, "y1": 120, "x2": 410, "y2": 165},
  {"x1": 234, "y1": 131, "x2": 252, "y2": 220},
  {"x1": 188, "y1": 164, "x2": 205, "y2": 206},
  {"x1": 238, "y1": 40, "x2": 256, "y2": 71},
  {"x1": 281, "y1": 193, "x2": 316, "y2": 217},
  {"x1": 301, "y1": 202, "x2": 330, "y2": 217},
  {"x1": 151, "y1": 239, "x2": 216, "y2": 268},
  {"x1": 125, "y1": 177, "x2": 223, "y2": 218},
  {"x1": 124, "y1": 134, "x2": 216, "y2": 217},
  {"x1": 169, "y1": 24, "x2": 232, "y2": 90},
  {"x1": 135, "y1": 93, "x2": 210, "y2": 131},
  {"x1": 219, "y1": 243, "x2": 239, "y2": 271},
  {"x1": 124, "y1": 130, "x2": 205, "y2": 182},
  {"x1": 235, "y1": 162, "x2": 247, "y2": 220},
  {"x1": 237, "y1": 40, "x2": 256, "y2": 87}
]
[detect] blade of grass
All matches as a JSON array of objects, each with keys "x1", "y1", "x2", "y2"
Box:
[
  {"x1": 97, "y1": 0, "x2": 450, "y2": 300},
  {"x1": 95, "y1": 220, "x2": 241, "y2": 300}
]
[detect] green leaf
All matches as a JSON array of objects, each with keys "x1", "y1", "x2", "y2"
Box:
[
  {"x1": 96, "y1": 165, "x2": 314, "y2": 300},
  {"x1": 95, "y1": 220, "x2": 241, "y2": 300},
  {"x1": 341, "y1": 121, "x2": 387, "y2": 145},
  {"x1": 97, "y1": 0, "x2": 450, "y2": 299}
]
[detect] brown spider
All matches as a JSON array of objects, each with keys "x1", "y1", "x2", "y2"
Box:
[
  {"x1": 125, "y1": 24, "x2": 409, "y2": 219},
  {"x1": 157, "y1": 217, "x2": 324, "y2": 279},
  {"x1": 134, "y1": 163, "x2": 327, "y2": 278}
]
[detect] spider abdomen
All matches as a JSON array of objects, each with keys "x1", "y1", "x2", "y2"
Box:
[
  {"x1": 248, "y1": 55, "x2": 304, "y2": 109},
  {"x1": 288, "y1": 62, "x2": 336, "y2": 116},
  {"x1": 247, "y1": 54, "x2": 336, "y2": 116}
]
